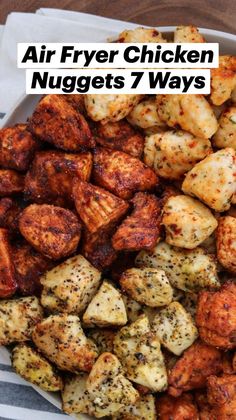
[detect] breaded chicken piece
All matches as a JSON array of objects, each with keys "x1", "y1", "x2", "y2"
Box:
[
  {"x1": 82, "y1": 228, "x2": 117, "y2": 271},
  {"x1": 196, "y1": 282, "x2": 236, "y2": 349},
  {"x1": 12, "y1": 344, "x2": 63, "y2": 392},
  {"x1": 216, "y1": 216, "x2": 236, "y2": 273},
  {"x1": 94, "y1": 120, "x2": 144, "y2": 158},
  {"x1": 174, "y1": 25, "x2": 205, "y2": 42},
  {"x1": 85, "y1": 94, "x2": 143, "y2": 124},
  {"x1": 40, "y1": 254, "x2": 101, "y2": 314},
  {"x1": 207, "y1": 374, "x2": 236, "y2": 419},
  {"x1": 73, "y1": 179, "x2": 129, "y2": 234},
  {"x1": 24, "y1": 150, "x2": 92, "y2": 206},
  {"x1": 144, "y1": 130, "x2": 212, "y2": 180},
  {"x1": 93, "y1": 148, "x2": 158, "y2": 199},
  {"x1": 0, "y1": 228, "x2": 17, "y2": 298},
  {"x1": 213, "y1": 106, "x2": 236, "y2": 150},
  {"x1": 0, "y1": 198, "x2": 22, "y2": 233},
  {"x1": 156, "y1": 94, "x2": 218, "y2": 139},
  {"x1": 117, "y1": 27, "x2": 166, "y2": 43},
  {"x1": 156, "y1": 393, "x2": 199, "y2": 420},
  {"x1": 112, "y1": 394, "x2": 156, "y2": 420},
  {"x1": 195, "y1": 389, "x2": 215, "y2": 420},
  {"x1": 32, "y1": 314, "x2": 98, "y2": 372},
  {"x1": 0, "y1": 169, "x2": 24, "y2": 196},
  {"x1": 19, "y1": 204, "x2": 81, "y2": 260},
  {"x1": 29, "y1": 94, "x2": 94, "y2": 151},
  {"x1": 12, "y1": 241, "x2": 53, "y2": 296},
  {"x1": 0, "y1": 124, "x2": 39, "y2": 171},
  {"x1": 0, "y1": 296, "x2": 43, "y2": 345},
  {"x1": 127, "y1": 97, "x2": 167, "y2": 130},
  {"x1": 182, "y1": 148, "x2": 236, "y2": 212},
  {"x1": 162, "y1": 195, "x2": 218, "y2": 249},
  {"x1": 168, "y1": 341, "x2": 222, "y2": 396},
  {"x1": 210, "y1": 55, "x2": 236, "y2": 106},
  {"x1": 120, "y1": 268, "x2": 173, "y2": 307},
  {"x1": 112, "y1": 192, "x2": 161, "y2": 251}
]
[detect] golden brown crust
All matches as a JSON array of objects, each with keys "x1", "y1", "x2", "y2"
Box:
[
  {"x1": 196, "y1": 282, "x2": 236, "y2": 349},
  {"x1": 0, "y1": 169, "x2": 24, "y2": 196},
  {"x1": 156, "y1": 393, "x2": 199, "y2": 420},
  {"x1": 93, "y1": 147, "x2": 158, "y2": 199},
  {"x1": 19, "y1": 204, "x2": 81, "y2": 260},
  {"x1": 0, "y1": 228, "x2": 17, "y2": 298},
  {"x1": 29, "y1": 95, "x2": 94, "y2": 151},
  {"x1": 216, "y1": 216, "x2": 236, "y2": 273},
  {"x1": 207, "y1": 374, "x2": 236, "y2": 419},
  {"x1": 112, "y1": 192, "x2": 161, "y2": 251},
  {"x1": 210, "y1": 56, "x2": 236, "y2": 106}
]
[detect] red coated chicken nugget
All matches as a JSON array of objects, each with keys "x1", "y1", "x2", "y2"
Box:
[
  {"x1": 0, "y1": 169, "x2": 24, "y2": 196},
  {"x1": 0, "y1": 198, "x2": 22, "y2": 233},
  {"x1": 0, "y1": 228, "x2": 17, "y2": 298},
  {"x1": 207, "y1": 374, "x2": 236, "y2": 419},
  {"x1": 82, "y1": 229, "x2": 117, "y2": 271},
  {"x1": 216, "y1": 216, "x2": 236, "y2": 274},
  {"x1": 156, "y1": 393, "x2": 199, "y2": 420}
]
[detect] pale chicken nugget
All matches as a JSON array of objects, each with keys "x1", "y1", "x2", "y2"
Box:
[
  {"x1": 156, "y1": 94, "x2": 218, "y2": 139},
  {"x1": 117, "y1": 27, "x2": 167, "y2": 43},
  {"x1": 174, "y1": 25, "x2": 205, "y2": 42},
  {"x1": 207, "y1": 374, "x2": 236, "y2": 419},
  {"x1": 127, "y1": 97, "x2": 167, "y2": 130},
  {"x1": 182, "y1": 148, "x2": 236, "y2": 212},
  {"x1": 210, "y1": 55, "x2": 236, "y2": 106},
  {"x1": 216, "y1": 216, "x2": 236, "y2": 273},
  {"x1": 156, "y1": 393, "x2": 199, "y2": 420},
  {"x1": 213, "y1": 106, "x2": 236, "y2": 150}
]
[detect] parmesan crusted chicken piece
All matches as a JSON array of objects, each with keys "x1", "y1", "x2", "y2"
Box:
[
  {"x1": 213, "y1": 106, "x2": 236, "y2": 150},
  {"x1": 174, "y1": 25, "x2": 205, "y2": 42},
  {"x1": 127, "y1": 97, "x2": 167, "y2": 130},
  {"x1": 210, "y1": 55, "x2": 236, "y2": 106},
  {"x1": 0, "y1": 169, "x2": 24, "y2": 196},
  {"x1": 216, "y1": 216, "x2": 236, "y2": 273},
  {"x1": 0, "y1": 228, "x2": 17, "y2": 298},
  {"x1": 207, "y1": 374, "x2": 236, "y2": 419},
  {"x1": 156, "y1": 393, "x2": 199, "y2": 420},
  {"x1": 117, "y1": 27, "x2": 167, "y2": 43}
]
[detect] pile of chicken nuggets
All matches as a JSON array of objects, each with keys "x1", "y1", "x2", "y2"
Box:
[{"x1": 0, "y1": 24, "x2": 236, "y2": 419}]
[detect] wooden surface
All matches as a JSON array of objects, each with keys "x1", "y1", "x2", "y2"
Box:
[{"x1": 0, "y1": 0, "x2": 235, "y2": 34}]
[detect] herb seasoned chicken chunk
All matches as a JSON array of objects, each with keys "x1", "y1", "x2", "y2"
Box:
[
  {"x1": 127, "y1": 97, "x2": 167, "y2": 130},
  {"x1": 88, "y1": 329, "x2": 115, "y2": 354},
  {"x1": 210, "y1": 55, "x2": 236, "y2": 106},
  {"x1": 117, "y1": 27, "x2": 166, "y2": 43},
  {"x1": 40, "y1": 254, "x2": 101, "y2": 314},
  {"x1": 19, "y1": 204, "x2": 81, "y2": 260},
  {"x1": 0, "y1": 169, "x2": 24, "y2": 196},
  {"x1": 216, "y1": 216, "x2": 236, "y2": 273},
  {"x1": 0, "y1": 228, "x2": 17, "y2": 298},
  {"x1": 62, "y1": 373, "x2": 93, "y2": 415},
  {"x1": 207, "y1": 374, "x2": 236, "y2": 419},
  {"x1": 32, "y1": 314, "x2": 98, "y2": 372},
  {"x1": 156, "y1": 393, "x2": 199, "y2": 420},
  {"x1": 112, "y1": 394, "x2": 156, "y2": 420},
  {"x1": 0, "y1": 296, "x2": 43, "y2": 345},
  {"x1": 213, "y1": 106, "x2": 236, "y2": 150},
  {"x1": 174, "y1": 25, "x2": 205, "y2": 42}
]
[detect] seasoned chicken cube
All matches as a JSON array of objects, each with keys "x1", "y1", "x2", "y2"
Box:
[
  {"x1": 0, "y1": 169, "x2": 24, "y2": 196},
  {"x1": 32, "y1": 314, "x2": 98, "y2": 372},
  {"x1": 93, "y1": 148, "x2": 158, "y2": 199},
  {"x1": 127, "y1": 97, "x2": 167, "y2": 130},
  {"x1": 73, "y1": 179, "x2": 129, "y2": 234},
  {"x1": 162, "y1": 195, "x2": 218, "y2": 249},
  {"x1": 135, "y1": 242, "x2": 219, "y2": 292},
  {"x1": 87, "y1": 329, "x2": 115, "y2": 354},
  {"x1": 40, "y1": 254, "x2": 101, "y2": 314},
  {"x1": 174, "y1": 25, "x2": 205, "y2": 42},
  {"x1": 86, "y1": 352, "x2": 139, "y2": 418},
  {"x1": 59, "y1": 93, "x2": 85, "y2": 114},
  {"x1": 94, "y1": 120, "x2": 144, "y2": 158},
  {"x1": 12, "y1": 344, "x2": 63, "y2": 392},
  {"x1": 62, "y1": 374, "x2": 97, "y2": 416},
  {"x1": 156, "y1": 393, "x2": 199, "y2": 420},
  {"x1": 117, "y1": 27, "x2": 166, "y2": 43},
  {"x1": 113, "y1": 315, "x2": 168, "y2": 392},
  {"x1": 85, "y1": 94, "x2": 142, "y2": 124},
  {"x1": 156, "y1": 94, "x2": 218, "y2": 139},
  {"x1": 112, "y1": 192, "x2": 161, "y2": 251},
  {"x1": 0, "y1": 296, "x2": 43, "y2": 345},
  {"x1": 83, "y1": 281, "x2": 127, "y2": 327},
  {"x1": 24, "y1": 150, "x2": 92, "y2": 206},
  {"x1": 179, "y1": 292, "x2": 198, "y2": 319},
  {"x1": 112, "y1": 395, "x2": 156, "y2": 420},
  {"x1": 144, "y1": 130, "x2": 212, "y2": 180},
  {"x1": 182, "y1": 148, "x2": 236, "y2": 212},
  {"x1": 82, "y1": 228, "x2": 117, "y2": 271},
  {"x1": 0, "y1": 228, "x2": 17, "y2": 298},
  {"x1": 0, "y1": 124, "x2": 39, "y2": 171},
  {"x1": 29, "y1": 94, "x2": 94, "y2": 151},
  {"x1": 196, "y1": 281, "x2": 236, "y2": 349},
  {"x1": 19, "y1": 204, "x2": 81, "y2": 260},
  {"x1": 207, "y1": 374, "x2": 236, "y2": 419},
  {"x1": 120, "y1": 268, "x2": 173, "y2": 307},
  {"x1": 210, "y1": 55, "x2": 236, "y2": 106},
  {"x1": 195, "y1": 389, "x2": 215, "y2": 420},
  {"x1": 213, "y1": 106, "x2": 236, "y2": 150},
  {"x1": 0, "y1": 198, "x2": 22, "y2": 233},
  {"x1": 152, "y1": 302, "x2": 198, "y2": 355},
  {"x1": 216, "y1": 216, "x2": 236, "y2": 273},
  {"x1": 168, "y1": 340, "x2": 222, "y2": 396},
  {"x1": 122, "y1": 295, "x2": 144, "y2": 323}
]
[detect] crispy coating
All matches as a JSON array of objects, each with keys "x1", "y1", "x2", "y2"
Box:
[
  {"x1": 117, "y1": 27, "x2": 166, "y2": 43},
  {"x1": 112, "y1": 394, "x2": 156, "y2": 420},
  {"x1": 0, "y1": 124, "x2": 39, "y2": 171},
  {"x1": 162, "y1": 195, "x2": 218, "y2": 249},
  {"x1": 207, "y1": 374, "x2": 236, "y2": 419},
  {"x1": 94, "y1": 120, "x2": 144, "y2": 158},
  {"x1": 182, "y1": 148, "x2": 236, "y2": 212},
  {"x1": 168, "y1": 341, "x2": 222, "y2": 396},
  {"x1": 216, "y1": 216, "x2": 236, "y2": 273},
  {"x1": 0, "y1": 296, "x2": 43, "y2": 345},
  {"x1": 24, "y1": 150, "x2": 93, "y2": 206},
  {"x1": 85, "y1": 94, "x2": 143, "y2": 124},
  {"x1": 0, "y1": 169, "x2": 24, "y2": 196},
  {"x1": 0, "y1": 198, "x2": 22, "y2": 233},
  {"x1": 32, "y1": 313, "x2": 98, "y2": 372},
  {"x1": 196, "y1": 282, "x2": 236, "y2": 349},
  {"x1": 156, "y1": 393, "x2": 199, "y2": 420},
  {"x1": 144, "y1": 130, "x2": 212, "y2": 180},
  {"x1": 112, "y1": 192, "x2": 161, "y2": 251},
  {"x1": 127, "y1": 97, "x2": 167, "y2": 130},
  {"x1": 82, "y1": 229, "x2": 117, "y2": 271},
  {"x1": 12, "y1": 344, "x2": 63, "y2": 392},
  {"x1": 174, "y1": 25, "x2": 205, "y2": 42},
  {"x1": 156, "y1": 94, "x2": 218, "y2": 139},
  {"x1": 73, "y1": 179, "x2": 129, "y2": 234},
  {"x1": 29, "y1": 94, "x2": 94, "y2": 151},
  {"x1": 19, "y1": 204, "x2": 81, "y2": 260},
  {"x1": 210, "y1": 55, "x2": 236, "y2": 106},
  {"x1": 213, "y1": 106, "x2": 236, "y2": 150},
  {"x1": 0, "y1": 228, "x2": 17, "y2": 298}
]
